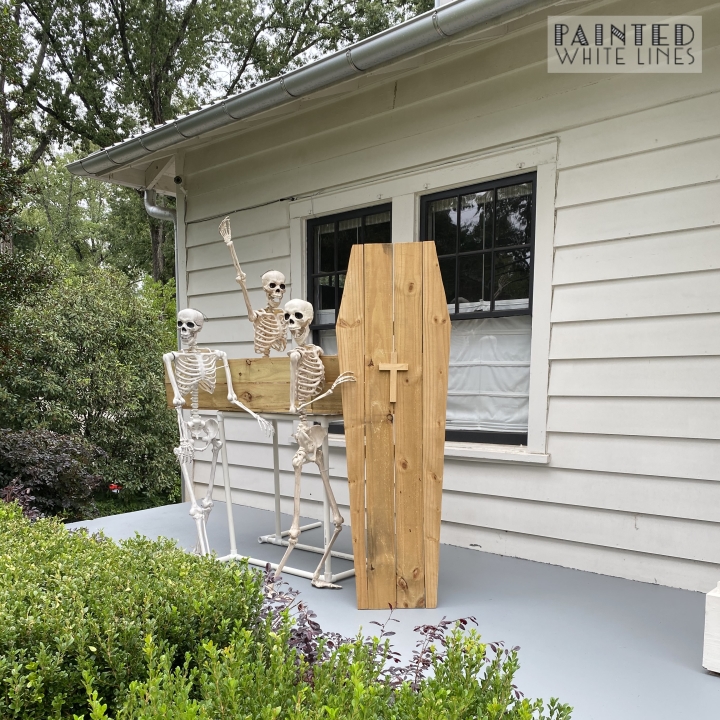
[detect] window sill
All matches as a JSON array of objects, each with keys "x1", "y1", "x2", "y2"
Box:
[
  {"x1": 444, "y1": 441, "x2": 549, "y2": 464},
  {"x1": 327, "y1": 435, "x2": 549, "y2": 465}
]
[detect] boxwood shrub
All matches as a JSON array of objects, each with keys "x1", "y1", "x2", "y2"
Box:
[
  {"x1": 0, "y1": 503, "x2": 572, "y2": 719},
  {"x1": 107, "y1": 620, "x2": 573, "y2": 720},
  {"x1": 0, "y1": 503, "x2": 263, "y2": 718}
]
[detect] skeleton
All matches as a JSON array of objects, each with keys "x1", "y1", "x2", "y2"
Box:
[
  {"x1": 284, "y1": 299, "x2": 325, "y2": 413},
  {"x1": 219, "y1": 217, "x2": 287, "y2": 356},
  {"x1": 274, "y1": 299, "x2": 355, "y2": 588},
  {"x1": 164, "y1": 308, "x2": 273, "y2": 556}
]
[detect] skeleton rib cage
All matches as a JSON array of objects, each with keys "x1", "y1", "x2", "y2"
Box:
[
  {"x1": 294, "y1": 346, "x2": 325, "y2": 407},
  {"x1": 173, "y1": 350, "x2": 219, "y2": 409},
  {"x1": 254, "y1": 309, "x2": 287, "y2": 356}
]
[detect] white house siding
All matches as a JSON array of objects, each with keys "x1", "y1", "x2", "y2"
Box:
[{"x1": 180, "y1": 0, "x2": 720, "y2": 592}]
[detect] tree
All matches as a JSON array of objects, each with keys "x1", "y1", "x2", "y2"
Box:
[
  {"x1": 20, "y1": 149, "x2": 173, "y2": 279},
  {"x1": 0, "y1": 252, "x2": 180, "y2": 509},
  {"x1": 0, "y1": 155, "x2": 24, "y2": 252},
  {"x1": 8, "y1": 0, "x2": 433, "y2": 158},
  {"x1": 4, "y1": 0, "x2": 432, "y2": 276}
]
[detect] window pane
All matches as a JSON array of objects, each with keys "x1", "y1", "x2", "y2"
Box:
[
  {"x1": 314, "y1": 275, "x2": 336, "y2": 316},
  {"x1": 366, "y1": 211, "x2": 391, "y2": 226},
  {"x1": 427, "y1": 197, "x2": 457, "y2": 256},
  {"x1": 459, "y1": 191, "x2": 493, "y2": 252},
  {"x1": 318, "y1": 329, "x2": 337, "y2": 355},
  {"x1": 314, "y1": 223, "x2": 335, "y2": 272},
  {"x1": 337, "y1": 273, "x2": 346, "y2": 312},
  {"x1": 496, "y1": 183, "x2": 532, "y2": 248},
  {"x1": 337, "y1": 218, "x2": 361, "y2": 271},
  {"x1": 493, "y1": 249, "x2": 531, "y2": 310},
  {"x1": 438, "y1": 256, "x2": 456, "y2": 311},
  {"x1": 458, "y1": 253, "x2": 492, "y2": 313},
  {"x1": 363, "y1": 211, "x2": 391, "y2": 244}
]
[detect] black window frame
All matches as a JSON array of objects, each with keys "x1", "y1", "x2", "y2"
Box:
[
  {"x1": 419, "y1": 171, "x2": 536, "y2": 321},
  {"x1": 420, "y1": 172, "x2": 537, "y2": 446},
  {"x1": 306, "y1": 203, "x2": 392, "y2": 340}
]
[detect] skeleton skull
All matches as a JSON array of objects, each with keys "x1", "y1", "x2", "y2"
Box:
[
  {"x1": 177, "y1": 308, "x2": 205, "y2": 347},
  {"x1": 284, "y1": 299, "x2": 313, "y2": 344},
  {"x1": 261, "y1": 271, "x2": 286, "y2": 308}
]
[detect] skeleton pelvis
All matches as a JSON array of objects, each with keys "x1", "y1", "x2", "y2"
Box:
[
  {"x1": 188, "y1": 417, "x2": 219, "y2": 447},
  {"x1": 295, "y1": 423, "x2": 327, "y2": 463}
]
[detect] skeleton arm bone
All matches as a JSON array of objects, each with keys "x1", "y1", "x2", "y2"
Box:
[
  {"x1": 215, "y1": 350, "x2": 274, "y2": 437},
  {"x1": 219, "y1": 217, "x2": 256, "y2": 322},
  {"x1": 289, "y1": 350, "x2": 301, "y2": 413},
  {"x1": 163, "y1": 352, "x2": 185, "y2": 407},
  {"x1": 295, "y1": 371, "x2": 356, "y2": 413}
]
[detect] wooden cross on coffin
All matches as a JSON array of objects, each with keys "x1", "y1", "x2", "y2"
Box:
[{"x1": 337, "y1": 242, "x2": 450, "y2": 610}]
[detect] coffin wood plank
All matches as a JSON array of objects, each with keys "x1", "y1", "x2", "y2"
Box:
[
  {"x1": 422, "y1": 241, "x2": 450, "y2": 609},
  {"x1": 363, "y1": 243, "x2": 397, "y2": 609},
  {"x1": 393, "y1": 242, "x2": 425, "y2": 608},
  {"x1": 165, "y1": 355, "x2": 341, "y2": 414},
  {"x1": 336, "y1": 245, "x2": 369, "y2": 609}
]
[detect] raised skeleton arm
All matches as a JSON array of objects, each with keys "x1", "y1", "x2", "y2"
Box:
[{"x1": 219, "y1": 216, "x2": 256, "y2": 322}]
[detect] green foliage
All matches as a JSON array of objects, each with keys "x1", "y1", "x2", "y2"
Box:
[
  {"x1": 5, "y1": 0, "x2": 434, "y2": 169},
  {"x1": 0, "y1": 252, "x2": 180, "y2": 510},
  {"x1": 103, "y1": 617, "x2": 572, "y2": 720},
  {"x1": 0, "y1": 155, "x2": 26, "y2": 249},
  {"x1": 0, "y1": 503, "x2": 265, "y2": 719},
  {"x1": 0, "y1": 428, "x2": 105, "y2": 520},
  {"x1": 0, "y1": 504, "x2": 571, "y2": 720},
  {"x1": 20, "y1": 151, "x2": 172, "y2": 280}
]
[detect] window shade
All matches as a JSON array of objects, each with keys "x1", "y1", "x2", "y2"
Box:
[{"x1": 447, "y1": 315, "x2": 531, "y2": 433}]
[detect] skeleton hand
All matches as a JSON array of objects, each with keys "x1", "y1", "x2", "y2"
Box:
[{"x1": 218, "y1": 217, "x2": 232, "y2": 245}]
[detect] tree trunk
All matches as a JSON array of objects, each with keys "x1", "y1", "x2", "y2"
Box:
[{"x1": 150, "y1": 220, "x2": 164, "y2": 282}]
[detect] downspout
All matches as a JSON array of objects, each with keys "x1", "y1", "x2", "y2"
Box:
[{"x1": 143, "y1": 188, "x2": 180, "y2": 347}]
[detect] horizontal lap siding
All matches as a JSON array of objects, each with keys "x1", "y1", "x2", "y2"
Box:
[
  {"x1": 180, "y1": 0, "x2": 720, "y2": 592},
  {"x1": 184, "y1": 204, "x2": 291, "y2": 350},
  {"x1": 544, "y1": 72, "x2": 720, "y2": 591}
]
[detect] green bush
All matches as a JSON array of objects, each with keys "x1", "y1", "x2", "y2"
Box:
[
  {"x1": 0, "y1": 428, "x2": 105, "y2": 520},
  {"x1": 0, "y1": 503, "x2": 264, "y2": 719},
  {"x1": 109, "y1": 623, "x2": 572, "y2": 720},
  {"x1": 0, "y1": 252, "x2": 179, "y2": 513},
  {"x1": 0, "y1": 503, "x2": 572, "y2": 720}
]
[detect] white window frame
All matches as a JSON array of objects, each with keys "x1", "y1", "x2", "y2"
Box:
[{"x1": 289, "y1": 138, "x2": 557, "y2": 464}]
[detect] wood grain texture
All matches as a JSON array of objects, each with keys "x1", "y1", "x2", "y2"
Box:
[
  {"x1": 165, "y1": 355, "x2": 341, "y2": 414},
  {"x1": 336, "y1": 245, "x2": 369, "y2": 609},
  {"x1": 421, "y1": 241, "x2": 450, "y2": 609},
  {"x1": 393, "y1": 242, "x2": 425, "y2": 608},
  {"x1": 363, "y1": 243, "x2": 397, "y2": 609}
]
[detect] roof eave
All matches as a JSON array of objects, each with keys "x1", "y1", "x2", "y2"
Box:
[{"x1": 67, "y1": 0, "x2": 540, "y2": 183}]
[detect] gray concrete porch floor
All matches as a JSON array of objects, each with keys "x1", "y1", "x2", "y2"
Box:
[{"x1": 68, "y1": 502, "x2": 720, "y2": 720}]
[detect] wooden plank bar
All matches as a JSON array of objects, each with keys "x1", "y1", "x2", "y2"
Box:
[
  {"x1": 165, "y1": 355, "x2": 342, "y2": 414},
  {"x1": 363, "y1": 243, "x2": 397, "y2": 609},
  {"x1": 393, "y1": 242, "x2": 425, "y2": 608},
  {"x1": 336, "y1": 245, "x2": 369, "y2": 609},
  {"x1": 421, "y1": 241, "x2": 450, "y2": 609}
]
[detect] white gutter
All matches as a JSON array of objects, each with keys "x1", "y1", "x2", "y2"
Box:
[{"x1": 67, "y1": 0, "x2": 538, "y2": 180}]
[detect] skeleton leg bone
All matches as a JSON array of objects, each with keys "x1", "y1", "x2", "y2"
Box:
[
  {"x1": 174, "y1": 407, "x2": 212, "y2": 556},
  {"x1": 198, "y1": 434, "x2": 222, "y2": 532},
  {"x1": 311, "y1": 446, "x2": 344, "y2": 589},
  {"x1": 273, "y1": 448, "x2": 305, "y2": 582},
  {"x1": 178, "y1": 453, "x2": 211, "y2": 556}
]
